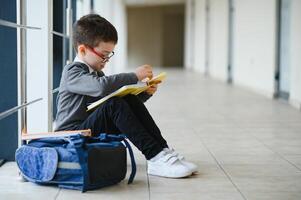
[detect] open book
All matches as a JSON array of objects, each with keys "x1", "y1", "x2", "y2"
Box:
[{"x1": 87, "y1": 72, "x2": 167, "y2": 112}]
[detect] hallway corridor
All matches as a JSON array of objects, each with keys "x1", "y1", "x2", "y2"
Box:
[{"x1": 1, "y1": 68, "x2": 301, "y2": 200}]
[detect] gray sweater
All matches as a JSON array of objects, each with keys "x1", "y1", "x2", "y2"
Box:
[{"x1": 54, "y1": 62, "x2": 151, "y2": 131}]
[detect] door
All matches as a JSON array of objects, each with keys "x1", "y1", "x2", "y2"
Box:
[{"x1": 162, "y1": 9, "x2": 185, "y2": 67}]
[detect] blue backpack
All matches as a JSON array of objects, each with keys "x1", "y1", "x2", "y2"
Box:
[{"x1": 15, "y1": 134, "x2": 136, "y2": 192}]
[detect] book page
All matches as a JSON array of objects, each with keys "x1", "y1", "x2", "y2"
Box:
[
  {"x1": 147, "y1": 72, "x2": 167, "y2": 85},
  {"x1": 87, "y1": 72, "x2": 166, "y2": 112},
  {"x1": 87, "y1": 83, "x2": 148, "y2": 111}
]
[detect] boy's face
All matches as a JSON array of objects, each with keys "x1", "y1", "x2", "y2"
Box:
[{"x1": 79, "y1": 41, "x2": 116, "y2": 71}]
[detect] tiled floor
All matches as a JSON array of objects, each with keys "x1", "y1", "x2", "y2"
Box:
[{"x1": 1, "y1": 68, "x2": 301, "y2": 199}]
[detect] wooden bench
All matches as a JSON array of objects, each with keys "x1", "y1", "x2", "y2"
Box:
[{"x1": 21, "y1": 129, "x2": 92, "y2": 140}]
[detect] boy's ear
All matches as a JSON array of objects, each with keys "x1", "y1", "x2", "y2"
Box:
[{"x1": 78, "y1": 44, "x2": 86, "y2": 55}]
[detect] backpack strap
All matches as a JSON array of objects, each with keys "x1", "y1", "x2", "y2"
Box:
[
  {"x1": 68, "y1": 135, "x2": 90, "y2": 192},
  {"x1": 120, "y1": 137, "x2": 136, "y2": 184}
]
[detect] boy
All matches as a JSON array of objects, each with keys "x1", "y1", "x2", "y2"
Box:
[{"x1": 55, "y1": 14, "x2": 197, "y2": 178}]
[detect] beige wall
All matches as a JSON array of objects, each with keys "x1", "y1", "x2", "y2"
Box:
[
  {"x1": 192, "y1": 0, "x2": 206, "y2": 73},
  {"x1": 127, "y1": 5, "x2": 184, "y2": 68},
  {"x1": 208, "y1": 0, "x2": 229, "y2": 82},
  {"x1": 289, "y1": 0, "x2": 301, "y2": 109},
  {"x1": 232, "y1": 0, "x2": 277, "y2": 97},
  {"x1": 191, "y1": 0, "x2": 230, "y2": 80},
  {"x1": 184, "y1": 0, "x2": 195, "y2": 69},
  {"x1": 188, "y1": 0, "x2": 301, "y2": 110},
  {"x1": 193, "y1": 0, "x2": 278, "y2": 96}
]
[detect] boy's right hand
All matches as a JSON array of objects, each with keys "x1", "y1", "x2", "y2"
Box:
[{"x1": 135, "y1": 65, "x2": 153, "y2": 81}]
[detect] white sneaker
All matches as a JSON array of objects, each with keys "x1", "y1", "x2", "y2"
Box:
[
  {"x1": 164, "y1": 148, "x2": 198, "y2": 174},
  {"x1": 147, "y1": 151, "x2": 192, "y2": 178}
]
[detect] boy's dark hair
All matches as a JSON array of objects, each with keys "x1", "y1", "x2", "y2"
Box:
[{"x1": 73, "y1": 14, "x2": 118, "y2": 52}]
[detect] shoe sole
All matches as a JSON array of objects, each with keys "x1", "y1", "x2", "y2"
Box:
[{"x1": 147, "y1": 169, "x2": 192, "y2": 178}]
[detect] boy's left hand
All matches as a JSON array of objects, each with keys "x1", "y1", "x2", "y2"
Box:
[{"x1": 145, "y1": 84, "x2": 159, "y2": 95}]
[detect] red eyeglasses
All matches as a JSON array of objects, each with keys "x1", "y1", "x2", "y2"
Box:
[{"x1": 86, "y1": 46, "x2": 115, "y2": 63}]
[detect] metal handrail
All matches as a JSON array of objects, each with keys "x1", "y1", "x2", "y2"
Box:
[
  {"x1": 52, "y1": 87, "x2": 59, "y2": 94},
  {"x1": 0, "y1": 19, "x2": 41, "y2": 30},
  {"x1": 0, "y1": 98, "x2": 43, "y2": 121},
  {"x1": 52, "y1": 30, "x2": 69, "y2": 38},
  {"x1": 0, "y1": 86, "x2": 59, "y2": 121},
  {"x1": 0, "y1": 0, "x2": 70, "y2": 165}
]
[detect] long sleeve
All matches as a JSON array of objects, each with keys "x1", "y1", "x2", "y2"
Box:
[{"x1": 64, "y1": 63, "x2": 138, "y2": 97}]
